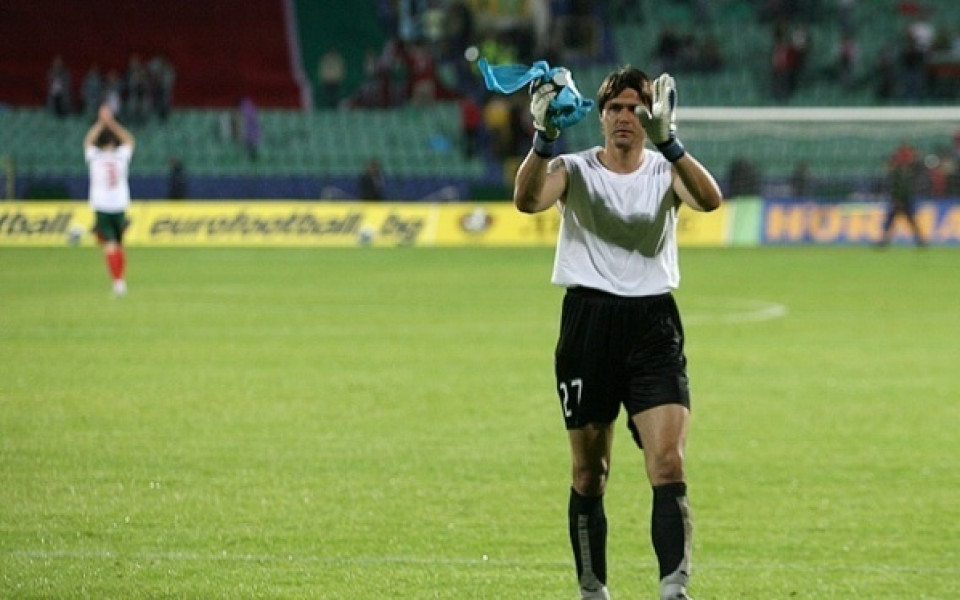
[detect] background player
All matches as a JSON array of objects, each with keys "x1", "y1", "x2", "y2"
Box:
[
  {"x1": 878, "y1": 141, "x2": 926, "y2": 247},
  {"x1": 83, "y1": 104, "x2": 136, "y2": 296}
]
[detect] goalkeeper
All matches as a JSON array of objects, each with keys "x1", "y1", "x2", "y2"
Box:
[{"x1": 513, "y1": 66, "x2": 722, "y2": 600}]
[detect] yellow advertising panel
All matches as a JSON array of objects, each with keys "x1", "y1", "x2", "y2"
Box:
[
  {"x1": 677, "y1": 202, "x2": 728, "y2": 246},
  {"x1": 433, "y1": 202, "x2": 728, "y2": 246},
  {"x1": 0, "y1": 201, "x2": 729, "y2": 247},
  {"x1": 0, "y1": 202, "x2": 89, "y2": 246},
  {"x1": 135, "y1": 202, "x2": 434, "y2": 247},
  {"x1": 433, "y1": 203, "x2": 560, "y2": 246}
]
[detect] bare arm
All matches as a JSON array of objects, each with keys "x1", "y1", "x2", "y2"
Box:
[
  {"x1": 83, "y1": 121, "x2": 104, "y2": 149},
  {"x1": 100, "y1": 106, "x2": 135, "y2": 150},
  {"x1": 513, "y1": 148, "x2": 568, "y2": 214},
  {"x1": 84, "y1": 105, "x2": 135, "y2": 151},
  {"x1": 671, "y1": 152, "x2": 723, "y2": 212},
  {"x1": 637, "y1": 74, "x2": 722, "y2": 212}
]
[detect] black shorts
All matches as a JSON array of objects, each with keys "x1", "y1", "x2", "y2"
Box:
[
  {"x1": 554, "y1": 287, "x2": 690, "y2": 442},
  {"x1": 93, "y1": 211, "x2": 130, "y2": 243}
]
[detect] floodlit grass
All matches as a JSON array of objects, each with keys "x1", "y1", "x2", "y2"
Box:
[{"x1": 1, "y1": 246, "x2": 958, "y2": 599}]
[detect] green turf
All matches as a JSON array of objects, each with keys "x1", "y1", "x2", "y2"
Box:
[{"x1": 1, "y1": 246, "x2": 958, "y2": 599}]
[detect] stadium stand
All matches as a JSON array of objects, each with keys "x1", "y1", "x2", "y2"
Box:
[
  {"x1": 0, "y1": 0, "x2": 958, "y2": 200},
  {"x1": 0, "y1": 0, "x2": 303, "y2": 108},
  {"x1": 613, "y1": 0, "x2": 960, "y2": 107},
  {"x1": 1, "y1": 106, "x2": 484, "y2": 178}
]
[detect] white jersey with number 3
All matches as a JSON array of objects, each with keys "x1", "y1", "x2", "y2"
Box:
[
  {"x1": 551, "y1": 147, "x2": 680, "y2": 297},
  {"x1": 85, "y1": 144, "x2": 133, "y2": 212}
]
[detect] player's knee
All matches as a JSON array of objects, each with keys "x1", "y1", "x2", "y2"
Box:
[
  {"x1": 648, "y1": 450, "x2": 684, "y2": 484},
  {"x1": 572, "y1": 463, "x2": 609, "y2": 496}
]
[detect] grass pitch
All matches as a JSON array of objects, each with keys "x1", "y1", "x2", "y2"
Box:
[{"x1": 1, "y1": 246, "x2": 958, "y2": 599}]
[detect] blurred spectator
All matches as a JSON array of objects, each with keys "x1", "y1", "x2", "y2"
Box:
[
  {"x1": 907, "y1": 16, "x2": 935, "y2": 53},
  {"x1": 949, "y1": 133, "x2": 960, "y2": 196},
  {"x1": 148, "y1": 53, "x2": 176, "y2": 122},
  {"x1": 46, "y1": 55, "x2": 72, "y2": 118},
  {"x1": 653, "y1": 27, "x2": 723, "y2": 73},
  {"x1": 697, "y1": 34, "x2": 724, "y2": 72},
  {"x1": 318, "y1": 47, "x2": 346, "y2": 109},
  {"x1": 508, "y1": 95, "x2": 535, "y2": 158},
  {"x1": 790, "y1": 160, "x2": 813, "y2": 197},
  {"x1": 219, "y1": 107, "x2": 239, "y2": 142},
  {"x1": 479, "y1": 31, "x2": 518, "y2": 71},
  {"x1": 103, "y1": 69, "x2": 123, "y2": 116},
  {"x1": 483, "y1": 95, "x2": 513, "y2": 159},
  {"x1": 555, "y1": 0, "x2": 601, "y2": 62},
  {"x1": 358, "y1": 159, "x2": 385, "y2": 200},
  {"x1": 81, "y1": 65, "x2": 104, "y2": 118},
  {"x1": 397, "y1": 0, "x2": 427, "y2": 41},
  {"x1": 770, "y1": 24, "x2": 798, "y2": 100},
  {"x1": 238, "y1": 97, "x2": 261, "y2": 161},
  {"x1": 440, "y1": 0, "x2": 478, "y2": 92},
  {"x1": 349, "y1": 33, "x2": 459, "y2": 109},
  {"x1": 872, "y1": 43, "x2": 898, "y2": 100},
  {"x1": 727, "y1": 157, "x2": 761, "y2": 196},
  {"x1": 925, "y1": 146, "x2": 957, "y2": 197},
  {"x1": 898, "y1": 26, "x2": 928, "y2": 101},
  {"x1": 378, "y1": 37, "x2": 412, "y2": 107},
  {"x1": 407, "y1": 39, "x2": 438, "y2": 106},
  {"x1": 528, "y1": 0, "x2": 553, "y2": 58},
  {"x1": 654, "y1": 27, "x2": 684, "y2": 73},
  {"x1": 444, "y1": 0, "x2": 475, "y2": 58},
  {"x1": 168, "y1": 156, "x2": 187, "y2": 199},
  {"x1": 788, "y1": 23, "x2": 812, "y2": 92},
  {"x1": 832, "y1": 32, "x2": 859, "y2": 89},
  {"x1": 125, "y1": 54, "x2": 150, "y2": 124},
  {"x1": 343, "y1": 47, "x2": 389, "y2": 109},
  {"x1": 459, "y1": 94, "x2": 484, "y2": 159}
]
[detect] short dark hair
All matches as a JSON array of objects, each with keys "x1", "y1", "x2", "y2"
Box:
[
  {"x1": 95, "y1": 129, "x2": 120, "y2": 148},
  {"x1": 597, "y1": 66, "x2": 653, "y2": 112}
]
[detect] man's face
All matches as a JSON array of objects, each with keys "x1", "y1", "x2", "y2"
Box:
[{"x1": 601, "y1": 88, "x2": 646, "y2": 150}]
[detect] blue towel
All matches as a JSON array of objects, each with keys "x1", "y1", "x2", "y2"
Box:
[{"x1": 477, "y1": 58, "x2": 594, "y2": 130}]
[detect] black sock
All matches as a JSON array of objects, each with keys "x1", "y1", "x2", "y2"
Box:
[
  {"x1": 651, "y1": 482, "x2": 692, "y2": 581},
  {"x1": 569, "y1": 487, "x2": 608, "y2": 589}
]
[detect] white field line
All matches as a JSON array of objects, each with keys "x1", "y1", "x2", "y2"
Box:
[
  {"x1": 7, "y1": 549, "x2": 957, "y2": 575},
  {"x1": 683, "y1": 298, "x2": 789, "y2": 325}
]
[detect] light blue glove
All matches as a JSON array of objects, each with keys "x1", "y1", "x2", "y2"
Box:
[{"x1": 477, "y1": 58, "x2": 594, "y2": 135}]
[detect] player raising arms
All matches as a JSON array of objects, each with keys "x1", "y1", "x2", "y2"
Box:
[
  {"x1": 514, "y1": 66, "x2": 722, "y2": 600},
  {"x1": 83, "y1": 104, "x2": 135, "y2": 297}
]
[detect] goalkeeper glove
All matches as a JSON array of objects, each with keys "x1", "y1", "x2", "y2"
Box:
[
  {"x1": 636, "y1": 73, "x2": 686, "y2": 162},
  {"x1": 529, "y1": 69, "x2": 572, "y2": 141}
]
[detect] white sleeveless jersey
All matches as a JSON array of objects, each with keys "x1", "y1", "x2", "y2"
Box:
[
  {"x1": 551, "y1": 147, "x2": 681, "y2": 296},
  {"x1": 85, "y1": 144, "x2": 133, "y2": 212}
]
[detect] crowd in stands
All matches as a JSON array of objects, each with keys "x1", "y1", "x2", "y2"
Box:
[
  {"x1": 329, "y1": 0, "x2": 959, "y2": 172},
  {"x1": 757, "y1": 0, "x2": 960, "y2": 102},
  {"x1": 726, "y1": 130, "x2": 960, "y2": 199},
  {"x1": 905, "y1": 132, "x2": 960, "y2": 198},
  {"x1": 340, "y1": 1, "x2": 610, "y2": 106},
  {"x1": 37, "y1": 1, "x2": 960, "y2": 120},
  {"x1": 46, "y1": 52, "x2": 175, "y2": 123},
  {"x1": 652, "y1": 27, "x2": 724, "y2": 75},
  {"x1": 26, "y1": 0, "x2": 960, "y2": 201}
]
